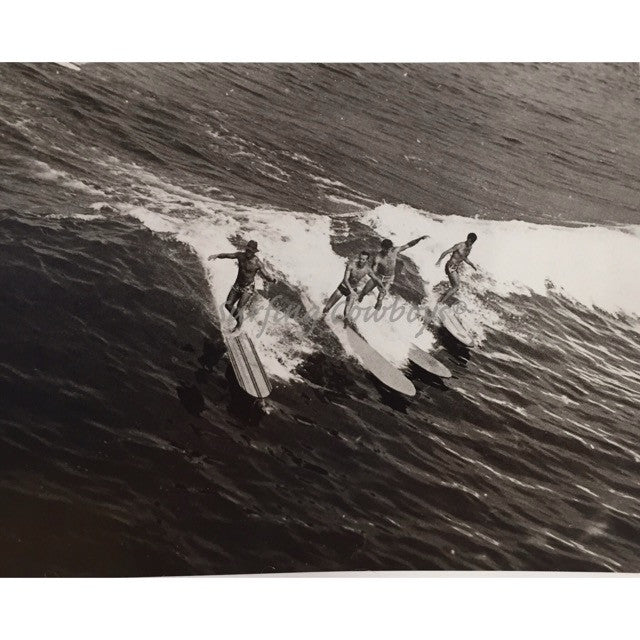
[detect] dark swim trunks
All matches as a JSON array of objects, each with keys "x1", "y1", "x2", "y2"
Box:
[
  {"x1": 445, "y1": 260, "x2": 461, "y2": 274},
  {"x1": 338, "y1": 282, "x2": 352, "y2": 296},
  {"x1": 227, "y1": 281, "x2": 255, "y2": 305},
  {"x1": 445, "y1": 260, "x2": 462, "y2": 286}
]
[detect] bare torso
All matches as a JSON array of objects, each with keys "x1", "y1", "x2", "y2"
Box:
[
  {"x1": 447, "y1": 242, "x2": 471, "y2": 269},
  {"x1": 348, "y1": 260, "x2": 371, "y2": 286},
  {"x1": 373, "y1": 249, "x2": 399, "y2": 278},
  {"x1": 234, "y1": 254, "x2": 261, "y2": 287}
]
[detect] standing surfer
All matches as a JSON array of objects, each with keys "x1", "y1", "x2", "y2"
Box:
[
  {"x1": 358, "y1": 235, "x2": 428, "y2": 309},
  {"x1": 435, "y1": 232, "x2": 478, "y2": 306},
  {"x1": 208, "y1": 240, "x2": 276, "y2": 332},
  {"x1": 323, "y1": 250, "x2": 383, "y2": 325}
]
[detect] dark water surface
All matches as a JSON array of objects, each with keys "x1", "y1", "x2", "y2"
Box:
[{"x1": 0, "y1": 63, "x2": 639, "y2": 575}]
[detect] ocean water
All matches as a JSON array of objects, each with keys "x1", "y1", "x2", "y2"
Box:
[{"x1": 0, "y1": 63, "x2": 638, "y2": 575}]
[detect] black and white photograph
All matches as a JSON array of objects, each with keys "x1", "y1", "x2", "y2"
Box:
[{"x1": 1, "y1": 59, "x2": 638, "y2": 579}]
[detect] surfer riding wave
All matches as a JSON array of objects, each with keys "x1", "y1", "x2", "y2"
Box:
[
  {"x1": 208, "y1": 239, "x2": 276, "y2": 332},
  {"x1": 435, "y1": 232, "x2": 478, "y2": 306},
  {"x1": 358, "y1": 235, "x2": 428, "y2": 310},
  {"x1": 322, "y1": 250, "x2": 383, "y2": 326}
]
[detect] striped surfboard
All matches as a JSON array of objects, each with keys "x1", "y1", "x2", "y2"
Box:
[{"x1": 224, "y1": 331, "x2": 272, "y2": 398}]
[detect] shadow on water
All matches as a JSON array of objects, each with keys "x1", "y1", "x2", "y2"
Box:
[
  {"x1": 176, "y1": 382, "x2": 206, "y2": 416},
  {"x1": 406, "y1": 362, "x2": 450, "y2": 391},
  {"x1": 436, "y1": 326, "x2": 472, "y2": 365},
  {"x1": 224, "y1": 365, "x2": 267, "y2": 427},
  {"x1": 370, "y1": 375, "x2": 412, "y2": 412},
  {"x1": 197, "y1": 336, "x2": 226, "y2": 371},
  {"x1": 294, "y1": 351, "x2": 358, "y2": 395}
]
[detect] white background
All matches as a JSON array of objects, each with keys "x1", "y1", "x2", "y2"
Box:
[
  {"x1": 3, "y1": 0, "x2": 640, "y2": 61},
  {"x1": 1, "y1": 2, "x2": 639, "y2": 637}
]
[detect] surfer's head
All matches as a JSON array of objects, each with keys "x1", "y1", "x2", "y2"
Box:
[
  {"x1": 466, "y1": 233, "x2": 477, "y2": 245},
  {"x1": 357, "y1": 250, "x2": 370, "y2": 266},
  {"x1": 380, "y1": 238, "x2": 394, "y2": 252},
  {"x1": 245, "y1": 239, "x2": 259, "y2": 256}
]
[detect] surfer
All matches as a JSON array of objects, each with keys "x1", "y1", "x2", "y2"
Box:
[
  {"x1": 435, "y1": 232, "x2": 478, "y2": 306},
  {"x1": 322, "y1": 250, "x2": 384, "y2": 325},
  {"x1": 207, "y1": 240, "x2": 276, "y2": 332},
  {"x1": 357, "y1": 235, "x2": 428, "y2": 309}
]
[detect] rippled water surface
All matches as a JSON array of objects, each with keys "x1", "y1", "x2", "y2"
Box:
[{"x1": 0, "y1": 63, "x2": 639, "y2": 575}]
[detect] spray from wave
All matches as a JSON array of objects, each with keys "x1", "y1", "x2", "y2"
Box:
[
  {"x1": 361, "y1": 203, "x2": 640, "y2": 320},
  {"x1": 44, "y1": 154, "x2": 639, "y2": 379}
]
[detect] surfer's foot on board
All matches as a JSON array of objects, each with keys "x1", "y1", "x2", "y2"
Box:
[
  {"x1": 343, "y1": 315, "x2": 355, "y2": 330},
  {"x1": 224, "y1": 318, "x2": 243, "y2": 335}
]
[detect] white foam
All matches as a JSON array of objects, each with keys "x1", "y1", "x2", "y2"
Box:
[
  {"x1": 45, "y1": 212, "x2": 105, "y2": 221},
  {"x1": 361, "y1": 203, "x2": 640, "y2": 319},
  {"x1": 116, "y1": 196, "x2": 316, "y2": 384},
  {"x1": 312, "y1": 174, "x2": 379, "y2": 208},
  {"x1": 238, "y1": 209, "x2": 435, "y2": 367},
  {"x1": 105, "y1": 168, "x2": 467, "y2": 370},
  {"x1": 257, "y1": 161, "x2": 289, "y2": 183},
  {"x1": 32, "y1": 160, "x2": 106, "y2": 197},
  {"x1": 312, "y1": 176, "x2": 349, "y2": 188},
  {"x1": 325, "y1": 194, "x2": 368, "y2": 209},
  {"x1": 121, "y1": 195, "x2": 430, "y2": 371},
  {"x1": 86, "y1": 160, "x2": 639, "y2": 383}
]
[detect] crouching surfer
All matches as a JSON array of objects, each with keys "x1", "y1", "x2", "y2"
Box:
[
  {"x1": 322, "y1": 250, "x2": 383, "y2": 326},
  {"x1": 358, "y1": 235, "x2": 429, "y2": 309}
]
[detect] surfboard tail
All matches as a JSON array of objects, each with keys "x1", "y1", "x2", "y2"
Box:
[{"x1": 224, "y1": 332, "x2": 272, "y2": 398}]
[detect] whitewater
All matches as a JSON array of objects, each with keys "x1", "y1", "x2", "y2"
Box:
[{"x1": 1, "y1": 62, "x2": 638, "y2": 575}]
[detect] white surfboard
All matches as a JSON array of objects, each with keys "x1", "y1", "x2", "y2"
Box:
[
  {"x1": 326, "y1": 314, "x2": 416, "y2": 396},
  {"x1": 438, "y1": 305, "x2": 475, "y2": 347},
  {"x1": 223, "y1": 330, "x2": 272, "y2": 398},
  {"x1": 408, "y1": 344, "x2": 452, "y2": 378}
]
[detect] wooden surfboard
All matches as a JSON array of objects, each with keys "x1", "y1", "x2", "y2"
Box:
[
  {"x1": 408, "y1": 345, "x2": 452, "y2": 378},
  {"x1": 326, "y1": 314, "x2": 416, "y2": 396},
  {"x1": 224, "y1": 331, "x2": 272, "y2": 398}
]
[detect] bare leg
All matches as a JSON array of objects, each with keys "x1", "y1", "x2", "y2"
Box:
[
  {"x1": 224, "y1": 287, "x2": 241, "y2": 328},
  {"x1": 357, "y1": 278, "x2": 377, "y2": 303},
  {"x1": 439, "y1": 269, "x2": 460, "y2": 306},
  {"x1": 374, "y1": 283, "x2": 389, "y2": 310},
  {"x1": 343, "y1": 292, "x2": 356, "y2": 327},
  {"x1": 322, "y1": 288, "x2": 344, "y2": 315},
  {"x1": 233, "y1": 289, "x2": 254, "y2": 331}
]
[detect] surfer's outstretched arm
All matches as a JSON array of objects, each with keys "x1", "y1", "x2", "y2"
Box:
[
  {"x1": 464, "y1": 258, "x2": 477, "y2": 271},
  {"x1": 398, "y1": 235, "x2": 428, "y2": 252},
  {"x1": 208, "y1": 252, "x2": 241, "y2": 260}
]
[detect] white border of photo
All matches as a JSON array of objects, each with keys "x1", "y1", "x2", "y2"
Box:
[
  {"x1": 2, "y1": 0, "x2": 639, "y2": 61},
  {"x1": 1, "y1": 573, "x2": 639, "y2": 639}
]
